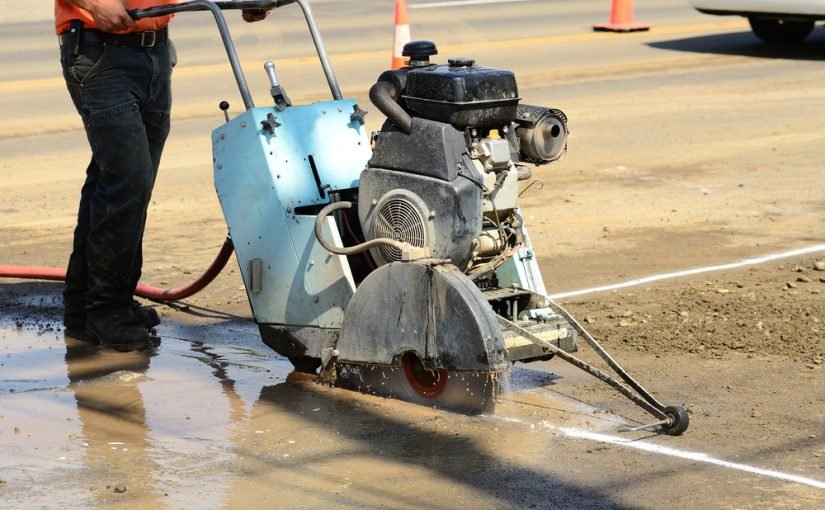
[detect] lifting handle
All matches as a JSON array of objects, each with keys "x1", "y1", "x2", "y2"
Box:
[
  {"x1": 128, "y1": 0, "x2": 342, "y2": 111},
  {"x1": 129, "y1": 0, "x2": 295, "y2": 19}
]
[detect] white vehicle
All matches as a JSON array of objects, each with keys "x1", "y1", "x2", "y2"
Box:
[{"x1": 690, "y1": 1, "x2": 825, "y2": 42}]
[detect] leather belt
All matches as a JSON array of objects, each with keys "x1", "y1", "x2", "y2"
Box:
[{"x1": 60, "y1": 27, "x2": 169, "y2": 48}]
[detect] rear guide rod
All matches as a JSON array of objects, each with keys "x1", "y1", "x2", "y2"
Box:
[
  {"x1": 549, "y1": 299, "x2": 665, "y2": 409},
  {"x1": 496, "y1": 307, "x2": 689, "y2": 435}
]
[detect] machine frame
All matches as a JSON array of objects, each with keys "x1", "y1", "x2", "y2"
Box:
[{"x1": 131, "y1": 0, "x2": 689, "y2": 434}]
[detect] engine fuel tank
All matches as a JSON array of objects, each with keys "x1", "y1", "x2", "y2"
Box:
[{"x1": 403, "y1": 58, "x2": 520, "y2": 127}]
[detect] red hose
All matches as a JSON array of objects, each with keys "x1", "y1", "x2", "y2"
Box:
[{"x1": 0, "y1": 237, "x2": 235, "y2": 303}]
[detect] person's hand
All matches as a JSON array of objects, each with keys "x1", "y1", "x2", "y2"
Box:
[
  {"x1": 242, "y1": 9, "x2": 271, "y2": 23},
  {"x1": 88, "y1": 0, "x2": 136, "y2": 32}
]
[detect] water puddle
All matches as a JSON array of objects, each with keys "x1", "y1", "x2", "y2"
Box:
[
  {"x1": 0, "y1": 325, "x2": 294, "y2": 508},
  {"x1": 0, "y1": 314, "x2": 630, "y2": 509}
]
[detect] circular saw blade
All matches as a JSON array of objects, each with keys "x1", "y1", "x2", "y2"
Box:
[{"x1": 336, "y1": 362, "x2": 500, "y2": 415}]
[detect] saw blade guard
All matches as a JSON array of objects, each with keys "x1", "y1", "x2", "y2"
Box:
[{"x1": 336, "y1": 261, "x2": 509, "y2": 374}]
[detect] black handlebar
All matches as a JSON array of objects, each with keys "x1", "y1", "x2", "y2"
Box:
[
  {"x1": 126, "y1": 0, "x2": 342, "y2": 107},
  {"x1": 128, "y1": 0, "x2": 295, "y2": 20}
]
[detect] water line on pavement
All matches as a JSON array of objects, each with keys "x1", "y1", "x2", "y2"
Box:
[
  {"x1": 549, "y1": 244, "x2": 825, "y2": 300},
  {"x1": 561, "y1": 427, "x2": 825, "y2": 491},
  {"x1": 487, "y1": 414, "x2": 825, "y2": 491}
]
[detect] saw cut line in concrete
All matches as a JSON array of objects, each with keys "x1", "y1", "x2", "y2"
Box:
[
  {"x1": 548, "y1": 244, "x2": 825, "y2": 300},
  {"x1": 561, "y1": 428, "x2": 825, "y2": 490}
]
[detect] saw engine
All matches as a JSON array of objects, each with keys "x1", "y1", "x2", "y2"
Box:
[
  {"x1": 321, "y1": 41, "x2": 576, "y2": 411},
  {"x1": 362, "y1": 41, "x2": 568, "y2": 286}
]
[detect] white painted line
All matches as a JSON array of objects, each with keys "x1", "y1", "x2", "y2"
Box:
[
  {"x1": 562, "y1": 427, "x2": 825, "y2": 490},
  {"x1": 549, "y1": 244, "x2": 825, "y2": 300},
  {"x1": 411, "y1": 0, "x2": 534, "y2": 9},
  {"x1": 489, "y1": 416, "x2": 825, "y2": 490}
]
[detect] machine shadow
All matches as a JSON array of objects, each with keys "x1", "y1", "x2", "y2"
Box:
[
  {"x1": 157, "y1": 299, "x2": 250, "y2": 321},
  {"x1": 647, "y1": 29, "x2": 825, "y2": 61},
  {"x1": 244, "y1": 381, "x2": 632, "y2": 510}
]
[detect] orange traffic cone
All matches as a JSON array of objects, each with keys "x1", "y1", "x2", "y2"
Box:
[
  {"x1": 391, "y1": 0, "x2": 411, "y2": 69},
  {"x1": 593, "y1": 0, "x2": 650, "y2": 33}
]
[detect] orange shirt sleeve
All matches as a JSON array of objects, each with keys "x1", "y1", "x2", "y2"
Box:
[{"x1": 55, "y1": 0, "x2": 176, "y2": 35}]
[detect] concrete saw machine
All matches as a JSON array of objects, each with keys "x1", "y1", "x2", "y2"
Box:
[{"x1": 133, "y1": 0, "x2": 689, "y2": 434}]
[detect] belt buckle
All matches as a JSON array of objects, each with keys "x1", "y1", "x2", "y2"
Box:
[{"x1": 140, "y1": 31, "x2": 156, "y2": 47}]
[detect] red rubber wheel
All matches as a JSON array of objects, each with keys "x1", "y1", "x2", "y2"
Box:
[{"x1": 401, "y1": 352, "x2": 448, "y2": 398}]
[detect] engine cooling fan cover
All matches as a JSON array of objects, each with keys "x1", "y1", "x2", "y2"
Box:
[{"x1": 369, "y1": 191, "x2": 433, "y2": 265}]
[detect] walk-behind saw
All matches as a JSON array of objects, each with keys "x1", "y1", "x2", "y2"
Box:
[{"x1": 132, "y1": 0, "x2": 689, "y2": 434}]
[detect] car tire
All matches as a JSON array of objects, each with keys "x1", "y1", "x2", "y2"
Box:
[{"x1": 748, "y1": 17, "x2": 815, "y2": 43}]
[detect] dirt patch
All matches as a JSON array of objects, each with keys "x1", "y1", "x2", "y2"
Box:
[{"x1": 565, "y1": 257, "x2": 825, "y2": 363}]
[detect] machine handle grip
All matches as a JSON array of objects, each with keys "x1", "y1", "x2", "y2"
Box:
[
  {"x1": 127, "y1": 0, "x2": 342, "y2": 104},
  {"x1": 129, "y1": 1, "x2": 294, "y2": 20}
]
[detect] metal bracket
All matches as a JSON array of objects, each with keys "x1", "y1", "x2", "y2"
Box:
[
  {"x1": 319, "y1": 347, "x2": 339, "y2": 383},
  {"x1": 399, "y1": 246, "x2": 432, "y2": 261},
  {"x1": 350, "y1": 104, "x2": 368, "y2": 124},
  {"x1": 261, "y1": 113, "x2": 281, "y2": 134}
]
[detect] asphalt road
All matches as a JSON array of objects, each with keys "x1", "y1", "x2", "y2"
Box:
[
  {"x1": 2, "y1": 1, "x2": 825, "y2": 508},
  {"x1": 3, "y1": 0, "x2": 824, "y2": 282},
  {"x1": 0, "y1": 0, "x2": 731, "y2": 136}
]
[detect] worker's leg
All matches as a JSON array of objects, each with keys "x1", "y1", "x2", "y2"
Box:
[
  {"x1": 129, "y1": 40, "x2": 175, "y2": 293},
  {"x1": 60, "y1": 40, "x2": 173, "y2": 349},
  {"x1": 63, "y1": 159, "x2": 100, "y2": 336},
  {"x1": 128, "y1": 40, "x2": 175, "y2": 329}
]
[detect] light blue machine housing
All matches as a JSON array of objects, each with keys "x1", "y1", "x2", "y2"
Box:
[
  {"x1": 195, "y1": 0, "x2": 578, "y2": 375},
  {"x1": 213, "y1": 101, "x2": 372, "y2": 365},
  {"x1": 133, "y1": 0, "x2": 583, "y2": 413}
]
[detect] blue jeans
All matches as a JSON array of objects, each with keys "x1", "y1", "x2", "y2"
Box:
[{"x1": 60, "y1": 34, "x2": 176, "y2": 315}]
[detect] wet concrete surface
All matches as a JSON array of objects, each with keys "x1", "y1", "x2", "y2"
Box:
[
  {"x1": 1, "y1": 318, "x2": 288, "y2": 508},
  {"x1": 0, "y1": 285, "x2": 661, "y2": 509},
  {"x1": 3, "y1": 283, "x2": 825, "y2": 509},
  {"x1": 0, "y1": 337, "x2": 593, "y2": 508},
  {"x1": 4, "y1": 2, "x2": 825, "y2": 506}
]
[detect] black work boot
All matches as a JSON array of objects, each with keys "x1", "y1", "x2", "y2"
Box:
[
  {"x1": 87, "y1": 307, "x2": 153, "y2": 352},
  {"x1": 63, "y1": 313, "x2": 95, "y2": 343},
  {"x1": 63, "y1": 289, "x2": 92, "y2": 340},
  {"x1": 64, "y1": 301, "x2": 160, "y2": 339},
  {"x1": 131, "y1": 300, "x2": 161, "y2": 329}
]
